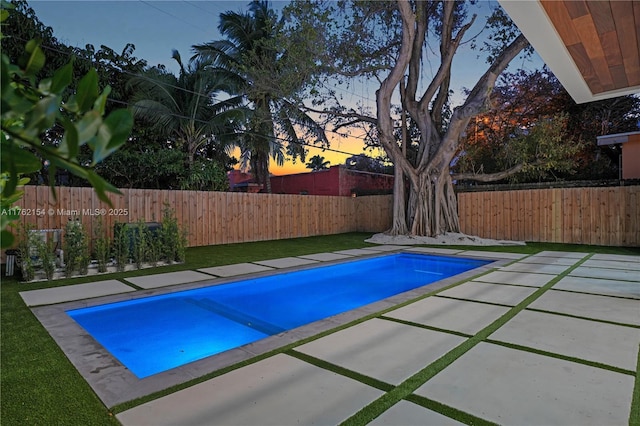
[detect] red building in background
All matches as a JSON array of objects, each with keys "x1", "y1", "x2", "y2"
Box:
[
  {"x1": 227, "y1": 170, "x2": 263, "y2": 193},
  {"x1": 228, "y1": 166, "x2": 394, "y2": 196},
  {"x1": 270, "y1": 165, "x2": 394, "y2": 196},
  {"x1": 597, "y1": 131, "x2": 640, "y2": 180}
]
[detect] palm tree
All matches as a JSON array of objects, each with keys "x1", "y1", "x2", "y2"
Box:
[
  {"x1": 193, "y1": 0, "x2": 327, "y2": 192},
  {"x1": 305, "y1": 155, "x2": 330, "y2": 171},
  {"x1": 128, "y1": 50, "x2": 244, "y2": 175}
]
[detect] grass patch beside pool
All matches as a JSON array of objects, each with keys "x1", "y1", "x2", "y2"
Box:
[
  {"x1": 1, "y1": 233, "x2": 375, "y2": 424},
  {"x1": 340, "y1": 254, "x2": 593, "y2": 425},
  {"x1": 2, "y1": 234, "x2": 638, "y2": 425},
  {"x1": 0, "y1": 282, "x2": 121, "y2": 425}
]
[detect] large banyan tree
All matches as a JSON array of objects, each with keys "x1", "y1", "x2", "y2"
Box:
[{"x1": 285, "y1": 0, "x2": 531, "y2": 236}]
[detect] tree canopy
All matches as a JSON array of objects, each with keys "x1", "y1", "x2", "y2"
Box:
[
  {"x1": 193, "y1": 0, "x2": 329, "y2": 192},
  {"x1": 283, "y1": 0, "x2": 530, "y2": 236},
  {"x1": 305, "y1": 155, "x2": 330, "y2": 171},
  {"x1": 455, "y1": 68, "x2": 640, "y2": 183},
  {"x1": 1, "y1": 0, "x2": 133, "y2": 246}
]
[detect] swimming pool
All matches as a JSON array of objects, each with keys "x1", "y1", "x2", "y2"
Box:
[{"x1": 67, "y1": 253, "x2": 490, "y2": 378}]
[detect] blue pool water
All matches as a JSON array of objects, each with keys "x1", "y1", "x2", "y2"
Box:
[{"x1": 67, "y1": 253, "x2": 489, "y2": 378}]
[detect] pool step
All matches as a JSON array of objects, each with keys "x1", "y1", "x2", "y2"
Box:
[{"x1": 185, "y1": 298, "x2": 286, "y2": 335}]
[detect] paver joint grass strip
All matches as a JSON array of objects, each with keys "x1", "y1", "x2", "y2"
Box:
[
  {"x1": 379, "y1": 316, "x2": 473, "y2": 339},
  {"x1": 112, "y1": 253, "x2": 503, "y2": 413},
  {"x1": 432, "y1": 293, "x2": 515, "y2": 307},
  {"x1": 547, "y1": 287, "x2": 640, "y2": 301},
  {"x1": 340, "y1": 253, "x2": 594, "y2": 426},
  {"x1": 526, "y1": 307, "x2": 640, "y2": 329},
  {"x1": 630, "y1": 343, "x2": 640, "y2": 426},
  {"x1": 3, "y1": 240, "x2": 636, "y2": 426},
  {"x1": 405, "y1": 394, "x2": 498, "y2": 426},
  {"x1": 485, "y1": 339, "x2": 636, "y2": 376},
  {"x1": 286, "y1": 350, "x2": 395, "y2": 393}
]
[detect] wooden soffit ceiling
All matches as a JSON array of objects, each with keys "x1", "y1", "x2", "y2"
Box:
[{"x1": 499, "y1": 0, "x2": 640, "y2": 104}]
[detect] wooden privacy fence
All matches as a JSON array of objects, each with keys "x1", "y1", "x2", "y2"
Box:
[
  {"x1": 11, "y1": 187, "x2": 392, "y2": 248},
  {"x1": 458, "y1": 186, "x2": 640, "y2": 247},
  {"x1": 9, "y1": 185, "x2": 639, "y2": 249}
]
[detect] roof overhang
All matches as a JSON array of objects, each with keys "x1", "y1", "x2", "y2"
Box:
[
  {"x1": 499, "y1": 0, "x2": 640, "y2": 104},
  {"x1": 597, "y1": 131, "x2": 640, "y2": 146}
]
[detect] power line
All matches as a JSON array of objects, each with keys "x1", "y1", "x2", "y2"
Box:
[
  {"x1": 181, "y1": 1, "x2": 220, "y2": 18},
  {"x1": 138, "y1": 0, "x2": 212, "y2": 35},
  {"x1": 106, "y1": 99, "x2": 376, "y2": 160},
  {"x1": 27, "y1": 37, "x2": 378, "y2": 132},
  {"x1": 11, "y1": 37, "x2": 385, "y2": 160}
]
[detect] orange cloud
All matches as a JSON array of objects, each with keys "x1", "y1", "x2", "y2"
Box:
[{"x1": 231, "y1": 133, "x2": 373, "y2": 176}]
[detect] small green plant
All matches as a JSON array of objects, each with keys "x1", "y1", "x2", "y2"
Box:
[
  {"x1": 63, "y1": 219, "x2": 89, "y2": 277},
  {"x1": 34, "y1": 236, "x2": 56, "y2": 281},
  {"x1": 16, "y1": 223, "x2": 35, "y2": 281},
  {"x1": 113, "y1": 222, "x2": 129, "y2": 272},
  {"x1": 93, "y1": 217, "x2": 110, "y2": 273},
  {"x1": 132, "y1": 219, "x2": 149, "y2": 270},
  {"x1": 159, "y1": 202, "x2": 187, "y2": 263},
  {"x1": 147, "y1": 227, "x2": 161, "y2": 267},
  {"x1": 176, "y1": 226, "x2": 188, "y2": 263}
]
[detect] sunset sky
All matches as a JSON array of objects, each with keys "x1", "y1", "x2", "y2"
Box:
[{"x1": 29, "y1": 1, "x2": 541, "y2": 177}]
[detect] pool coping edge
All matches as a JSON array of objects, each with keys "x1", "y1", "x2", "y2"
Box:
[{"x1": 29, "y1": 250, "x2": 509, "y2": 408}]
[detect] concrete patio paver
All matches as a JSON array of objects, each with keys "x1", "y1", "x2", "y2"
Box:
[
  {"x1": 252, "y1": 257, "x2": 319, "y2": 269},
  {"x1": 197, "y1": 262, "x2": 274, "y2": 277},
  {"x1": 529, "y1": 289, "x2": 640, "y2": 326},
  {"x1": 590, "y1": 253, "x2": 640, "y2": 262},
  {"x1": 474, "y1": 270, "x2": 556, "y2": 287},
  {"x1": 385, "y1": 297, "x2": 510, "y2": 335},
  {"x1": 533, "y1": 250, "x2": 589, "y2": 258},
  {"x1": 437, "y1": 281, "x2": 538, "y2": 306},
  {"x1": 405, "y1": 247, "x2": 464, "y2": 255},
  {"x1": 362, "y1": 244, "x2": 406, "y2": 252},
  {"x1": 499, "y1": 262, "x2": 570, "y2": 275},
  {"x1": 27, "y1": 248, "x2": 640, "y2": 425},
  {"x1": 517, "y1": 256, "x2": 581, "y2": 266},
  {"x1": 415, "y1": 342, "x2": 635, "y2": 426},
  {"x1": 369, "y1": 400, "x2": 463, "y2": 426},
  {"x1": 124, "y1": 271, "x2": 213, "y2": 289},
  {"x1": 297, "y1": 252, "x2": 354, "y2": 262},
  {"x1": 20, "y1": 280, "x2": 135, "y2": 306},
  {"x1": 116, "y1": 354, "x2": 383, "y2": 426},
  {"x1": 570, "y1": 266, "x2": 640, "y2": 282},
  {"x1": 582, "y1": 259, "x2": 640, "y2": 271},
  {"x1": 458, "y1": 250, "x2": 526, "y2": 260},
  {"x1": 553, "y1": 275, "x2": 640, "y2": 299},
  {"x1": 489, "y1": 310, "x2": 640, "y2": 371},
  {"x1": 333, "y1": 248, "x2": 376, "y2": 256},
  {"x1": 295, "y1": 318, "x2": 465, "y2": 385}
]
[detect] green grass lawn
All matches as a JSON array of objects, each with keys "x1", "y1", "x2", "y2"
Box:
[{"x1": 2, "y1": 232, "x2": 638, "y2": 425}]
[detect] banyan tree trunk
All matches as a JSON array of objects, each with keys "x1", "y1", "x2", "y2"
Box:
[
  {"x1": 406, "y1": 166, "x2": 460, "y2": 237},
  {"x1": 388, "y1": 166, "x2": 409, "y2": 236}
]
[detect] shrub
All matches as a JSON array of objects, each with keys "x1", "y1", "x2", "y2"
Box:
[
  {"x1": 131, "y1": 219, "x2": 150, "y2": 270},
  {"x1": 176, "y1": 226, "x2": 188, "y2": 263},
  {"x1": 93, "y1": 217, "x2": 110, "y2": 273},
  {"x1": 113, "y1": 222, "x2": 129, "y2": 272},
  {"x1": 16, "y1": 223, "x2": 35, "y2": 281},
  {"x1": 146, "y1": 225, "x2": 161, "y2": 267},
  {"x1": 159, "y1": 203, "x2": 187, "y2": 263},
  {"x1": 34, "y1": 236, "x2": 56, "y2": 281},
  {"x1": 63, "y1": 220, "x2": 89, "y2": 277}
]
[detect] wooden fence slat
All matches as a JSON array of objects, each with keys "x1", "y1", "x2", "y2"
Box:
[
  {"x1": 562, "y1": 189, "x2": 572, "y2": 244},
  {"x1": 9, "y1": 186, "x2": 640, "y2": 250}
]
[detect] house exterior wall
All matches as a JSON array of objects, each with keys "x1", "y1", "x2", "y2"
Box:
[
  {"x1": 270, "y1": 166, "x2": 394, "y2": 196},
  {"x1": 270, "y1": 167, "x2": 341, "y2": 195},
  {"x1": 228, "y1": 170, "x2": 262, "y2": 193},
  {"x1": 622, "y1": 134, "x2": 640, "y2": 180},
  {"x1": 338, "y1": 168, "x2": 394, "y2": 196}
]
